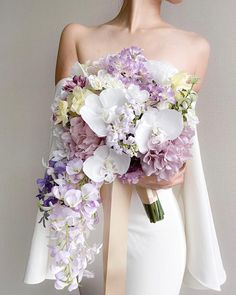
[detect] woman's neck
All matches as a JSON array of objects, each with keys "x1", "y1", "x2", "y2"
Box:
[{"x1": 111, "y1": 0, "x2": 163, "y2": 33}]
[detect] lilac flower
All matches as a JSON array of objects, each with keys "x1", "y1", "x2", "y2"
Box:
[
  {"x1": 98, "y1": 46, "x2": 151, "y2": 87},
  {"x1": 53, "y1": 160, "x2": 66, "y2": 175},
  {"x1": 52, "y1": 185, "x2": 67, "y2": 200},
  {"x1": 36, "y1": 171, "x2": 56, "y2": 207},
  {"x1": 36, "y1": 173, "x2": 52, "y2": 192},
  {"x1": 80, "y1": 183, "x2": 100, "y2": 217},
  {"x1": 64, "y1": 189, "x2": 82, "y2": 208},
  {"x1": 63, "y1": 75, "x2": 87, "y2": 92},
  {"x1": 43, "y1": 196, "x2": 58, "y2": 207},
  {"x1": 66, "y1": 158, "x2": 84, "y2": 183}
]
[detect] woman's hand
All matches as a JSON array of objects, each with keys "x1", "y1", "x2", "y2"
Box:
[{"x1": 136, "y1": 163, "x2": 186, "y2": 190}]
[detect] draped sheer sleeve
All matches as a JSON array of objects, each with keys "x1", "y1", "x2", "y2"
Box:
[
  {"x1": 173, "y1": 124, "x2": 226, "y2": 291},
  {"x1": 23, "y1": 78, "x2": 69, "y2": 284}
]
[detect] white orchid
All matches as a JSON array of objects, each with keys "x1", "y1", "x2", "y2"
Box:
[
  {"x1": 80, "y1": 88, "x2": 127, "y2": 137},
  {"x1": 144, "y1": 60, "x2": 178, "y2": 85},
  {"x1": 135, "y1": 108, "x2": 184, "y2": 153},
  {"x1": 83, "y1": 145, "x2": 130, "y2": 183}
]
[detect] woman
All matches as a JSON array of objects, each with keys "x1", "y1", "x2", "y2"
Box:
[{"x1": 24, "y1": 0, "x2": 226, "y2": 294}]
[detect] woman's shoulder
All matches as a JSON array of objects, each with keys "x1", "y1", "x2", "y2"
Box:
[
  {"x1": 59, "y1": 22, "x2": 92, "y2": 39},
  {"x1": 167, "y1": 25, "x2": 210, "y2": 70},
  {"x1": 59, "y1": 22, "x2": 104, "y2": 51},
  {"x1": 166, "y1": 24, "x2": 210, "y2": 53},
  {"x1": 55, "y1": 23, "x2": 90, "y2": 84},
  {"x1": 59, "y1": 22, "x2": 104, "y2": 37}
]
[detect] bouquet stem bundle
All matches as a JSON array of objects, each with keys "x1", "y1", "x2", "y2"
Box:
[{"x1": 143, "y1": 197, "x2": 165, "y2": 223}]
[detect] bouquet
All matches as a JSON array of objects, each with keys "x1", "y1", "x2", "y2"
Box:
[{"x1": 36, "y1": 46, "x2": 199, "y2": 291}]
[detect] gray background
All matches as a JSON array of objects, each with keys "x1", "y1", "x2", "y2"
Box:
[{"x1": 0, "y1": 0, "x2": 235, "y2": 294}]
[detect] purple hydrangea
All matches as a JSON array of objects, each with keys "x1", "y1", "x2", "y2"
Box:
[
  {"x1": 118, "y1": 157, "x2": 144, "y2": 184},
  {"x1": 61, "y1": 116, "x2": 105, "y2": 161},
  {"x1": 141, "y1": 126, "x2": 195, "y2": 180}
]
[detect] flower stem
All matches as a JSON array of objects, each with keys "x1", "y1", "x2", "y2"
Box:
[{"x1": 143, "y1": 199, "x2": 164, "y2": 223}]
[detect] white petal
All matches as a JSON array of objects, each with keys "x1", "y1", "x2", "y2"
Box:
[
  {"x1": 64, "y1": 189, "x2": 82, "y2": 207},
  {"x1": 99, "y1": 88, "x2": 127, "y2": 109},
  {"x1": 152, "y1": 109, "x2": 183, "y2": 140},
  {"x1": 81, "y1": 110, "x2": 107, "y2": 136},
  {"x1": 83, "y1": 155, "x2": 105, "y2": 182},
  {"x1": 81, "y1": 183, "x2": 98, "y2": 201},
  {"x1": 140, "y1": 108, "x2": 160, "y2": 125},
  {"x1": 109, "y1": 149, "x2": 131, "y2": 174},
  {"x1": 84, "y1": 93, "x2": 103, "y2": 113},
  {"x1": 144, "y1": 60, "x2": 178, "y2": 85},
  {"x1": 135, "y1": 108, "x2": 183, "y2": 153},
  {"x1": 127, "y1": 84, "x2": 149, "y2": 103},
  {"x1": 93, "y1": 145, "x2": 110, "y2": 159},
  {"x1": 135, "y1": 123, "x2": 152, "y2": 153},
  {"x1": 80, "y1": 97, "x2": 107, "y2": 136}
]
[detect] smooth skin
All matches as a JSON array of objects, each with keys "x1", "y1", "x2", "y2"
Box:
[{"x1": 55, "y1": 0, "x2": 210, "y2": 190}]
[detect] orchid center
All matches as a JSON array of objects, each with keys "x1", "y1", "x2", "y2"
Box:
[
  {"x1": 102, "y1": 106, "x2": 116, "y2": 123},
  {"x1": 152, "y1": 125, "x2": 168, "y2": 143},
  {"x1": 101, "y1": 158, "x2": 118, "y2": 181}
]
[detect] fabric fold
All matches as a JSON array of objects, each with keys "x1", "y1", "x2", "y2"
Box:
[{"x1": 174, "y1": 124, "x2": 226, "y2": 291}]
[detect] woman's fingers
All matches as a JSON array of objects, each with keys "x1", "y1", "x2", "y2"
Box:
[{"x1": 136, "y1": 162, "x2": 187, "y2": 190}]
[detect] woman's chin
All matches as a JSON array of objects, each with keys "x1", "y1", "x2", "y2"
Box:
[{"x1": 166, "y1": 0, "x2": 183, "y2": 4}]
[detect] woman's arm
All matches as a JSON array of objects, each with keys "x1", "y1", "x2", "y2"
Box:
[
  {"x1": 192, "y1": 36, "x2": 211, "y2": 93},
  {"x1": 54, "y1": 23, "x2": 80, "y2": 85}
]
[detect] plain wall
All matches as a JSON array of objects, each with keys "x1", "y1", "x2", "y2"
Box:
[{"x1": 0, "y1": 0, "x2": 235, "y2": 294}]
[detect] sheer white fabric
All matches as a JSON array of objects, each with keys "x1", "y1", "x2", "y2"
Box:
[{"x1": 24, "y1": 74, "x2": 226, "y2": 293}]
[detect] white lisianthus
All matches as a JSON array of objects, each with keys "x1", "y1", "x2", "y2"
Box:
[
  {"x1": 87, "y1": 74, "x2": 103, "y2": 90},
  {"x1": 144, "y1": 60, "x2": 178, "y2": 85},
  {"x1": 135, "y1": 108, "x2": 183, "y2": 153},
  {"x1": 88, "y1": 70, "x2": 124, "y2": 90},
  {"x1": 125, "y1": 84, "x2": 149, "y2": 104},
  {"x1": 80, "y1": 88, "x2": 127, "y2": 137},
  {"x1": 83, "y1": 145, "x2": 130, "y2": 183}
]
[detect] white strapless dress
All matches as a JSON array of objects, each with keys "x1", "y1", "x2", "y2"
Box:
[
  {"x1": 77, "y1": 185, "x2": 187, "y2": 295},
  {"x1": 23, "y1": 62, "x2": 226, "y2": 294}
]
